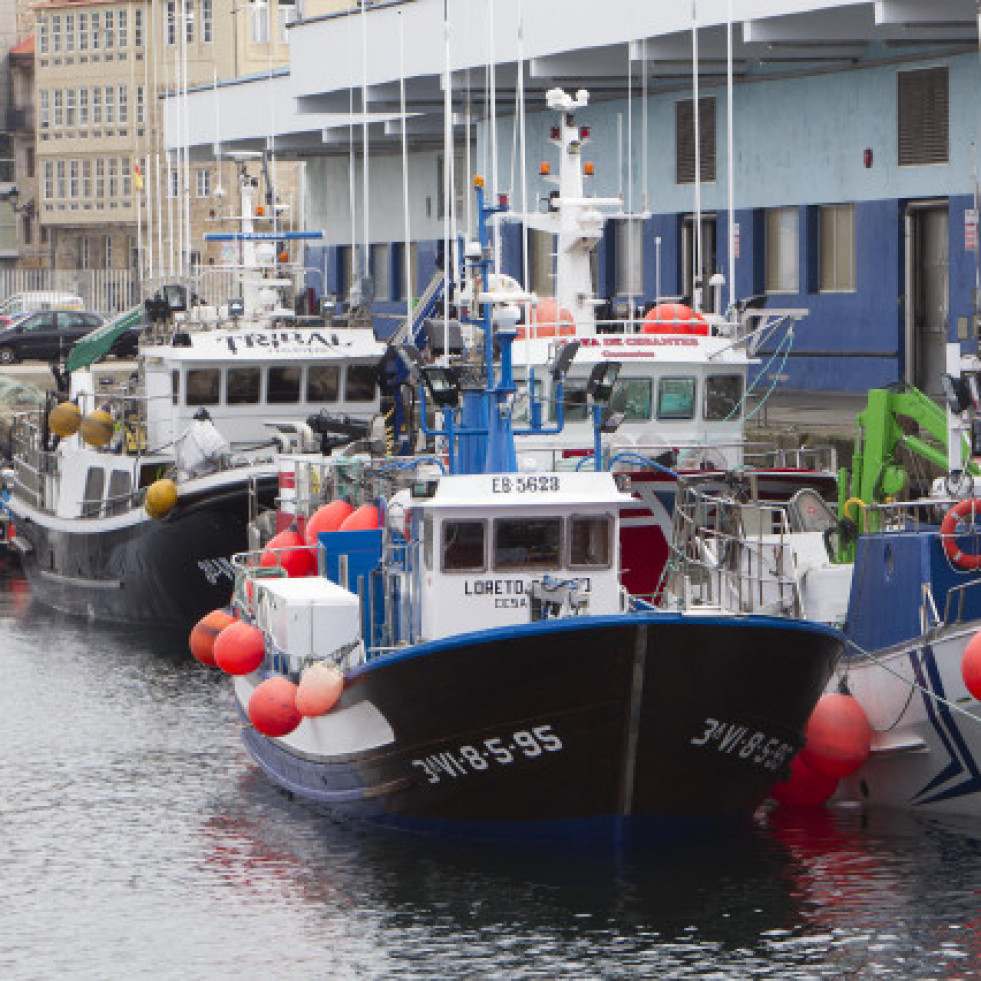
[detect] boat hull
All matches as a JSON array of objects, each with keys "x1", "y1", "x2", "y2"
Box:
[
  {"x1": 837, "y1": 628, "x2": 981, "y2": 816},
  {"x1": 10, "y1": 475, "x2": 277, "y2": 628},
  {"x1": 235, "y1": 613, "x2": 842, "y2": 840}
]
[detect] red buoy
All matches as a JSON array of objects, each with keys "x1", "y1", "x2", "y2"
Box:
[
  {"x1": 339, "y1": 504, "x2": 379, "y2": 532},
  {"x1": 304, "y1": 500, "x2": 355, "y2": 546},
  {"x1": 771, "y1": 753, "x2": 839, "y2": 807},
  {"x1": 962, "y1": 630, "x2": 981, "y2": 701},
  {"x1": 260, "y1": 527, "x2": 315, "y2": 577},
  {"x1": 188, "y1": 608, "x2": 236, "y2": 667},
  {"x1": 295, "y1": 661, "x2": 344, "y2": 717},
  {"x1": 248, "y1": 676, "x2": 302, "y2": 737},
  {"x1": 642, "y1": 302, "x2": 709, "y2": 335},
  {"x1": 213, "y1": 620, "x2": 266, "y2": 676},
  {"x1": 801, "y1": 692, "x2": 873, "y2": 778}
]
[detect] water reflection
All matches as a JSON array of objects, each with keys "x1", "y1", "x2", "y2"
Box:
[{"x1": 4, "y1": 559, "x2": 981, "y2": 977}]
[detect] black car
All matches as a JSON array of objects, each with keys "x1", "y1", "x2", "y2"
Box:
[{"x1": 0, "y1": 310, "x2": 105, "y2": 365}]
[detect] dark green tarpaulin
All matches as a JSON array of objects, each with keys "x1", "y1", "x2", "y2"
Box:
[{"x1": 66, "y1": 306, "x2": 143, "y2": 373}]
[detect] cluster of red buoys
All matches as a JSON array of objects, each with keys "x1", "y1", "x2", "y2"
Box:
[
  {"x1": 641, "y1": 302, "x2": 710, "y2": 336},
  {"x1": 186, "y1": 499, "x2": 376, "y2": 735},
  {"x1": 771, "y1": 692, "x2": 873, "y2": 807}
]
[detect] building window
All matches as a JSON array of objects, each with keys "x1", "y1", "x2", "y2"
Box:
[
  {"x1": 95, "y1": 159, "x2": 105, "y2": 198},
  {"x1": 53, "y1": 90, "x2": 63, "y2": 129},
  {"x1": 136, "y1": 86, "x2": 145, "y2": 125},
  {"x1": 898, "y1": 67, "x2": 948, "y2": 167},
  {"x1": 104, "y1": 87, "x2": 115, "y2": 126},
  {"x1": 91, "y1": 11, "x2": 100, "y2": 50},
  {"x1": 195, "y1": 168, "x2": 211, "y2": 198},
  {"x1": 122, "y1": 158, "x2": 131, "y2": 196},
  {"x1": 66, "y1": 89, "x2": 76, "y2": 128},
  {"x1": 65, "y1": 14, "x2": 75, "y2": 52},
  {"x1": 107, "y1": 158, "x2": 118, "y2": 197},
  {"x1": 104, "y1": 11, "x2": 114, "y2": 48},
  {"x1": 79, "y1": 13, "x2": 88, "y2": 50},
  {"x1": 134, "y1": 8, "x2": 144, "y2": 47},
  {"x1": 26, "y1": 147, "x2": 35, "y2": 178},
  {"x1": 43, "y1": 161, "x2": 54, "y2": 201},
  {"x1": 39, "y1": 91, "x2": 50, "y2": 129},
  {"x1": 118, "y1": 10, "x2": 127, "y2": 47},
  {"x1": 51, "y1": 15, "x2": 61, "y2": 54},
  {"x1": 92, "y1": 87, "x2": 102, "y2": 126},
  {"x1": 56, "y1": 160, "x2": 67, "y2": 198},
  {"x1": 819, "y1": 204, "x2": 856, "y2": 292},
  {"x1": 82, "y1": 160, "x2": 92, "y2": 198},
  {"x1": 39, "y1": 17, "x2": 49, "y2": 56},
  {"x1": 22, "y1": 215, "x2": 31, "y2": 247},
  {"x1": 118, "y1": 86, "x2": 128, "y2": 125},
  {"x1": 676, "y1": 96, "x2": 716, "y2": 184},
  {"x1": 370, "y1": 243, "x2": 390, "y2": 300},
  {"x1": 615, "y1": 219, "x2": 644, "y2": 296},
  {"x1": 168, "y1": 167, "x2": 179, "y2": 198},
  {"x1": 105, "y1": 234, "x2": 113, "y2": 268},
  {"x1": 251, "y1": 3, "x2": 270, "y2": 43},
  {"x1": 202, "y1": 0, "x2": 213, "y2": 42},
  {"x1": 278, "y1": 0, "x2": 297, "y2": 41},
  {"x1": 166, "y1": 2, "x2": 176, "y2": 45},
  {"x1": 69, "y1": 160, "x2": 80, "y2": 199},
  {"x1": 765, "y1": 207, "x2": 799, "y2": 293},
  {"x1": 79, "y1": 88, "x2": 89, "y2": 127}
]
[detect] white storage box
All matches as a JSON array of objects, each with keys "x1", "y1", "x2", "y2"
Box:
[{"x1": 254, "y1": 577, "x2": 361, "y2": 672}]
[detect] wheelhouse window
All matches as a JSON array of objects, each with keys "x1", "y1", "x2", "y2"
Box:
[
  {"x1": 307, "y1": 365, "x2": 339, "y2": 403},
  {"x1": 494, "y1": 518, "x2": 562, "y2": 571},
  {"x1": 569, "y1": 515, "x2": 612, "y2": 569},
  {"x1": 82, "y1": 466, "x2": 105, "y2": 517},
  {"x1": 819, "y1": 204, "x2": 856, "y2": 292},
  {"x1": 345, "y1": 365, "x2": 377, "y2": 402},
  {"x1": 186, "y1": 368, "x2": 220, "y2": 406},
  {"x1": 268, "y1": 366, "x2": 301, "y2": 404},
  {"x1": 227, "y1": 367, "x2": 260, "y2": 405},
  {"x1": 765, "y1": 207, "x2": 799, "y2": 293},
  {"x1": 657, "y1": 377, "x2": 696, "y2": 421},
  {"x1": 610, "y1": 378, "x2": 652, "y2": 421},
  {"x1": 558, "y1": 379, "x2": 589, "y2": 422},
  {"x1": 107, "y1": 470, "x2": 132, "y2": 516},
  {"x1": 441, "y1": 520, "x2": 486, "y2": 572},
  {"x1": 704, "y1": 374, "x2": 743, "y2": 421}
]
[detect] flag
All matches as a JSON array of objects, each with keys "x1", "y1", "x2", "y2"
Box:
[{"x1": 133, "y1": 161, "x2": 144, "y2": 192}]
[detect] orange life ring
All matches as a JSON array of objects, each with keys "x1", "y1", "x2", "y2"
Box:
[{"x1": 941, "y1": 498, "x2": 981, "y2": 569}]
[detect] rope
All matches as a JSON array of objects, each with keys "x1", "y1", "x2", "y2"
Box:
[
  {"x1": 721, "y1": 323, "x2": 795, "y2": 423},
  {"x1": 743, "y1": 328, "x2": 795, "y2": 422}
]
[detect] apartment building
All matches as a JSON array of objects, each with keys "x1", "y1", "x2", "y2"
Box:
[{"x1": 32, "y1": 0, "x2": 303, "y2": 291}]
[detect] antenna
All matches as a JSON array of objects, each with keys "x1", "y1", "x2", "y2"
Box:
[
  {"x1": 399, "y1": 10, "x2": 413, "y2": 328},
  {"x1": 727, "y1": 0, "x2": 735, "y2": 313},
  {"x1": 442, "y1": 0, "x2": 451, "y2": 366},
  {"x1": 692, "y1": 0, "x2": 702, "y2": 313}
]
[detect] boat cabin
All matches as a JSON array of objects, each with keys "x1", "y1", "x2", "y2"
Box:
[{"x1": 411, "y1": 471, "x2": 633, "y2": 640}]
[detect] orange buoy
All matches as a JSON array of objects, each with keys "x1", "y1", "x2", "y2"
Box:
[
  {"x1": 339, "y1": 504, "x2": 379, "y2": 532},
  {"x1": 518, "y1": 298, "x2": 575, "y2": 339},
  {"x1": 801, "y1": 692, "x2": 873, "y2": 779},
  {"x1": 260, "y1": 527, "x2": 315, "y2": 577},
  {"x1": 295, "y1": 661, "x2": 344, "y2": 717},
  {"x1": 771, "y1": 753, "x2": 839, "y2": 808},
  {"x1": 188, "y1": 608, "x2": 236, "y2": 667},
  {"x1": 304, "y1": 500, "x2": 355, "y2": 546},
  {"x1": 248, "y1": 676, "x2": 302, "y2": 737},
  {"x1": 642, "y1": 302, "x2": 709, "y2": 336},
  {"x1": 213, "y1": 620, "x2": 266, "y2": 676},
  {"x1": 962, "y1": 630, "x2": 981, "y2": 701}
]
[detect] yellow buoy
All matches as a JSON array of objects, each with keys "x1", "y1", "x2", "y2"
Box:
[
  {"x1": 145, "y1": 478, "x2": 178, "y2": 520},
  {"x1": 48, "y1": 401, "x2": 82, "y2": 438},
  {"x1": 79, "y1": 409, "x2": 114, "y2": 447}
]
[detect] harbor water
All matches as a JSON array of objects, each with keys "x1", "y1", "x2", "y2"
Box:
[{"x1": 3, "y1": 557, "x2": 981, "y2": 979}]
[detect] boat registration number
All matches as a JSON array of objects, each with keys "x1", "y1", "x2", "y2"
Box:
[
  {"x1": 410, "y1": 725, "x2": 563, "y2": 785},
  {"x1": 690, "y1": 718, "x2": 796, "y2": 772},
  {"x1": 491, "y1": 475, "x2": 561, "y2": 494}
]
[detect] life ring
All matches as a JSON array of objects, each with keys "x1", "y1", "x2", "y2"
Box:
[{"x1": 941, "y1": 498, "x2": 981, "y2": 570}]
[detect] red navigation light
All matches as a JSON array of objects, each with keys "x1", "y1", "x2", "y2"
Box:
[
  {"x1": 579, "y1": 126, "x2": 590, "y2": 140},
  {"x1": 498, "y1": 193, "x2": 509, "y2": 207},
  {"x1": 550, "y1": 126, "x2": 560, "y2": 140}
]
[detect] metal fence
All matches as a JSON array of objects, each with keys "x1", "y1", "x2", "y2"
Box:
[{"x1": 0, "y1": 269, "x2": 139, "y2": 314}]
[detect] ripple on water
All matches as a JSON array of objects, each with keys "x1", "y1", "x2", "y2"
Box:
[{"x1": 3, "y1": 561, "x2": 981, "y2": 978}]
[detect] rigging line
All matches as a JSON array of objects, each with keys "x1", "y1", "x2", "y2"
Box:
[
  {"x1": 743, "y1": 330, "x2": 796, "y2": 421},
  {"x1": 845, "y1": 634, "x2": 981, "y2": 728}
]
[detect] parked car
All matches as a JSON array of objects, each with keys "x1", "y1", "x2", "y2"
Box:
[{"x1": 0, "y1": 310, "x2": 105, "y2": 365}]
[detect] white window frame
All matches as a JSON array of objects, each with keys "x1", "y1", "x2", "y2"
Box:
[
  {"x1": 185, "y1": 0, "x2": 194, "y2": 43},
  {"x1": 107, "y1": 158, "x2": 118, "y2": 198},
  {"x1": 166, "y1": 2, "x2": 176, "y2": 45},
  {"x1": 39, "y1": 17, "x2": 49, "y2": 56},
  {"x1": 56, "y1": 160, "x2": 67, "y2": 198},
  {"x1": 80, "y1": 236, "x2": 90, "y2": 269},
  {"x1": 69, "y1": 159, "x2": 80, "y2": 198},
  {"x1": 51, "y1": 15, "x2": 61, "y2": 54},
  {"x1": 104, "y1": 87, "x2": 115, "y2": 126},
  {"x1": 65, "y1": 13, "x2": 75, "y2": 52},
  {"x1": 202, "y1": 0, "x2": 213, "y2": 42},
  {"x1": 79, "y1": 13, "x2": 88, "y2": 51},
  {"x1": 118, "y1": 86, "x2": 128, "y2": 125},
  {"x1": 65, "y1": 89, "x2": 76, "y2": 128},
  {"x1": 251, "y1": 2, "x2": 270, "y2": 43},
  {"x1": 105, "y1": 234, "x2": 113, "y2": 268},
  {"x1": 92, "y1": 87, "x2": 102, "y2": 126},
  {"x1": 819, "y1": 203, "x2": 856, "y2": 293},
  {"x1": 195, "y1": 167, "x2": 211, "y2": 198},
  {"x1": 53, "y1": 90, "x2": 63, "y2": 129},
  {"x1": 82, "y1": 159, "x2": 92, "y2": 198},
  {"x1": 136, "y1": 86, "x2": 145, "y2": 125},
  {"x1": 91, "y1": 11, "x2": 100, "y2": 50},
  {"x1": 44, "y1": 161, "x2": 54, "y2": 201},
  {"x1": 134, "y1": 8, "x2": 143, "y2": 47},
  {"x1": 79, "y1": 88, "x2": 89, "y2": 127},
  {"x1": 39, "y1": 91, "x2": 50, "y2": 129},
  {"x1": 118, "y1": 9, "x2": 127, "y2": 48},
  {"x1": 104, "y1": 10, "x2": 114, "y2": 48},
  {"x1": 95, "y1": 159, "x2": 105, "y2": 198}
]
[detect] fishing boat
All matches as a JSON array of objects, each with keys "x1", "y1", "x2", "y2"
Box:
[
  {"x1": 199, "y1": 183, "x2": 844, "y2": 841},
  {"x1": 660, "y1": 351, "x2": 981, "y2": 815},
  {"x1": 4, "y1": 161, "x2": 387, "y2": 628}
]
